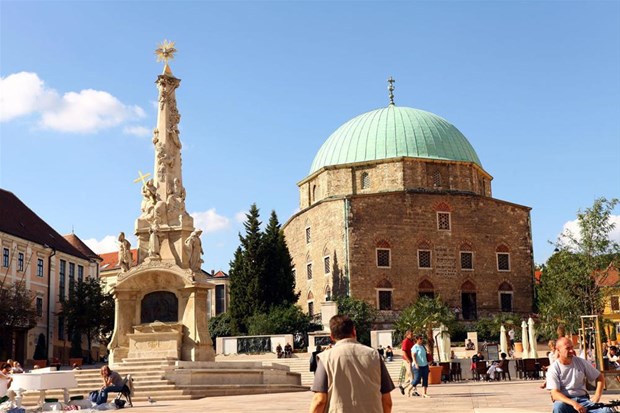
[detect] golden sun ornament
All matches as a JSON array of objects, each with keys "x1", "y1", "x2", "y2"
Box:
[{"x1": 155, "y1": 40, "x2": 177, "y2": 65}]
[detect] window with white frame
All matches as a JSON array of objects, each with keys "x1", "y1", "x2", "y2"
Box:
[
  {"x1": 376, "y1": 248, "x2": 391, "y2": 268},
  {"x1": 2, "y1": 248, "x2": 8, "y2": 267},
  {"x1": 497, "y1": 253, "x2": 510, "y2": 271},
  {"x1": 418, "y1": 250, "x2": 432, "y2": 268},
  {"x1": 18, "y1": 252, "x2": 24, "y2": 271},
  {"x1": 437, "y1": 212, "x2": 451, "y2": 231},
  {"x1": 77, "y1": 265, "x2": 84, "y2": 282},
  {"x1": 377, "y1": 289, "x2": 393, "y2": 310},
  {"x1": 305, "y1": 227, "x2": 311, "y2": 244},
  {"x1": 324, "y1": 256, "x2": 331, "y2": 274},
  {"x1": 460, "y1": 251, "x2": 473, "y2": 270},
  {"x1": 37, "y1": 258, "x2": 44, "y2": 277}
]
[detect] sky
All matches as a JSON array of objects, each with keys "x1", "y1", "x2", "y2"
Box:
[{"x1": 1, "y1": 1, "x2": 619, "y2": 272}]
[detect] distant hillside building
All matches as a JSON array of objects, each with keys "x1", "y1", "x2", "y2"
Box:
[
  {"x1": 0, "y1": 189, "x2": 101, "y2": 364},
  {"x1": 283, "y1": 98, "x2": 535, "y2": 325}
]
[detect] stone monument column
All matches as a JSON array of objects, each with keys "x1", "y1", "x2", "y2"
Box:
[
  {"x1": 134, "y1": 40, "x2": 195, "y2": 269},
  {"x1": 109, "y1": 41, "x2": 215, "y2": 365}
]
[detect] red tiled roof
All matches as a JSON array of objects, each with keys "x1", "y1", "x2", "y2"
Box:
[
  {"x1": 64, "y1": 233, "x2": 101, "y2": 261},
  {"x1": 596, "y1": 264, "x2": 619, "y2": 287},
  {"x1": 213, "y1": 270, "x2": 228, "y2": 278},
  {"x1": 0, "y1": 189, "x2": 90, "y2": 260},
  {"x1": 99, "y1": 249, "x2": 138, "y2": 271}
]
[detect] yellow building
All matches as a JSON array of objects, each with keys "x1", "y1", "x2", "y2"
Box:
[{"x1": 0, "y1": 189, "x2": 101, "y2": 365}]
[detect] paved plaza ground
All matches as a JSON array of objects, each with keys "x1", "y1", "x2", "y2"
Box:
[{"x1": 118, "y1": 379, "x2": 620, "y2": 413}]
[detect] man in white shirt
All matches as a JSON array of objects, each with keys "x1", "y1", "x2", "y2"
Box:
[{"x1": 546, "y1": 337, "x2": 612, "y2": 413}]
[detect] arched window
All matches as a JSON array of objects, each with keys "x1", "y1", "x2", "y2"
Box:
[
  {"x1": 375, "y1": 279, "x2": 393, "y2": 311},
  {"x1": 461, "y1": 281, "x2": 477, "y2": 320},
  {"x1": 435, "y1": 202, "x2": 451, "y2": 231},
  {"x1": 499, "y1": 281, "x2": 513, "y2": 312},
  {"x1": 361, "y1": 172, "x2": 370, "y2": 189},
  {"x1": 307, "y1": 291, "x2": 314, "y2": 316},
  {"x1": 141, "y1": 291, "x2": 179, "y2": 323},
  {"x1": 460, "y1": 243, "x2": 474, "y2": 270},
  {"x1": 418, "y1": 279, "x2": 435, "y2": 299},
  {"x1": 376, "y1": 239, "x2": 391, "y2": 268},
  {"x1": 306, "y1": 253, "x2": 313, "y2": 280}
]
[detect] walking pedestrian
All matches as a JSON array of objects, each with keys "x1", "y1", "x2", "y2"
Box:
[{"x1": 309, "y1": 315, "x2": 394, "y2": 413}]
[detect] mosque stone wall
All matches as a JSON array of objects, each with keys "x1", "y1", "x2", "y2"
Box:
[
  {"x1": 284, "y1": 199, "x2": 348, "y2": 312},
  {"x1": 345, "y1": 191, "x2": 533, "y2": 316},
  {"x1": 284, "y1": 176, "x2": 534, "y2": 319}
]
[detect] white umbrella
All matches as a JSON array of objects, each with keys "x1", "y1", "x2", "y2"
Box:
[
  {"x1": 528, "y1": 317, "x2": 538, "y2": 359},
  {"x1": 500, "y1": 325, "x2": 508, "y2": 356},
  {"x1": 521, "y1": 320, "x2": 531, "y2": 359}
]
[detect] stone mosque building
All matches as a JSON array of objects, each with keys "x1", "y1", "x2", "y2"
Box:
[{"x1": 283, "y1": 80, "x2": 534, "y2": 325}]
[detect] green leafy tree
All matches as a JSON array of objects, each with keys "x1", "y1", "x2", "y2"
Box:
[
  {"x1": 228, "y1": 204, "x2": 266, "y2": 333},
  {"x1": 0, "y1": 280, "x2": 38, "y2": 360},
  {"x1": 263, "y1": 211, "x2": 300, "y2": 307},
  {"x1": 208, "y1": 312, "x2": 235, "y2": 350},
  {"x1": 247, "y1": 304, "x2": 320, "y2": 336},
  {"x1": 474, "y1": 313, "x2": 520, "y2": 342},
  {"x1": 537, "y1": 197, "x2": 619, "y2": 338},
  {"x1": 394, "y1": 296, "x2": 455, "y2": 359},
  {"x1": 60, "y1": 277, "x2": 114, "y2": 362},
  {"x1": 336, "y1": 297, "x2": 377, "y2": 345}
]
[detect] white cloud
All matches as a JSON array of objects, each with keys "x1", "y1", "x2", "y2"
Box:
[
  {"x1": 123, "y1": 125, "x2": 151, "y2": 137},
  {"x1": 559, "y1": 214, "x2": 620, "y2": 246},
  {"x1": 235, "y1": 210, "x2": 247, "y2": 223},
  {"x1": 41, "y1": 89, "x2": 144, "y2": 133},
  {"x1": 83, "y1": 235, "x2": 119, "y2": 254},
  {"x1": 191, "y1": 209, "x2": 231, "y2": 233},
  {"x1": 0, "y1": 71, "x2": 145, "y2": 133},
  {"x1": 0, "y1": 72, "x2": 57, "y2": 121}
]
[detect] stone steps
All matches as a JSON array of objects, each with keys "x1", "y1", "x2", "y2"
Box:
[{"x1": 16, "y1": 357, "x2": 309, "y2": 406}]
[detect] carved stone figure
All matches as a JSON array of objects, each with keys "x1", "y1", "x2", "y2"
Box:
[
  {"x1": 173, "y1": 177, "x2": 186, "y2": 201},
  {"x1": 118, "y1": 232, "x2": 133, "y2": 272},
  {"x1": 185, "y1": 229, "x2": 203, "y2": 272},
  {"x1": 148, "y1": 223, "x2": 161, "y2": 258},
  {"x1": 141, "y1": 179, "x2": 158, "y2": 216}
]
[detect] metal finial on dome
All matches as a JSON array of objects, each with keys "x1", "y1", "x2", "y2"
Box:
[{"x1": 387, "y1": 76, "x2": 395, "y2": 106}]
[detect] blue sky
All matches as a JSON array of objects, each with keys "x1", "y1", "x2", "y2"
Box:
[{"x1": 1, "y1": 1, "x2": 619, "y2": 272}]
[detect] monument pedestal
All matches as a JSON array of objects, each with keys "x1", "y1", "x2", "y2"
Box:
[{"x1": 127, "y1": 322, "x2": 183, "y2": 360}]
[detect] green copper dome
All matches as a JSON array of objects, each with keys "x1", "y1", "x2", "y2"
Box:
[{"x1": 309, "y1": 105, "x2": 482, "y2": 174}]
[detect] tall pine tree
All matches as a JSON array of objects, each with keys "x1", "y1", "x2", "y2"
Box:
[
  {"x1": 228, "y1": 205, "x2": 303, "y2": 334},
  {"x1": 263, "y1": 210, "x2": 300, "y2": 308},
  {"x1": 228, "y1": 204, "x2": 266, "y2": 333}
]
